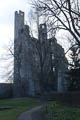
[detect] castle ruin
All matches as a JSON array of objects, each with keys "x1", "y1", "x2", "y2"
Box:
[{"x1": 13, "y1": 10, "x2": 67, "y2": 97}]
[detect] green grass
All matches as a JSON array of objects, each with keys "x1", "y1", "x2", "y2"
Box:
[
  {"x1": 0, "y1": 98, "x2": 39, "y2": 120},
  {"x1": 45, "y1": 101, "x2": 80, "y2": 120}
]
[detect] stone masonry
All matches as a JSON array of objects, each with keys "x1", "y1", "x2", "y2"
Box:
[{"x1": 13, "y1": 10, "x2": 67, "y2": 97}]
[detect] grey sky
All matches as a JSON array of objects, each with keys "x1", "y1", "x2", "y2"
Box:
[{"x1": 0, "y1": 0, "x2": 31, "y2": 46}]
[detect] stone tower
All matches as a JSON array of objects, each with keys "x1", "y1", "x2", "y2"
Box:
[
  {"x1": 14, "y1": 10, "x2": 25, "y2": 97},
  {"x1": 14, "y1": 10, "x2": 24, "y2": 40},
  {"x1": 39, "y1": 23, "x2": 47, "y2": 42},
  {"x1": 14, "y1": 10, "x2": 35, "y2": 97}
]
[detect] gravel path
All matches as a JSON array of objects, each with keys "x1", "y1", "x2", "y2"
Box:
[{"x1": 17, "y1": 105, "x2": 45, "y2": 120}]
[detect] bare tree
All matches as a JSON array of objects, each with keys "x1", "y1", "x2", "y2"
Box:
[
  {"x1": 27, "y1": 7, "x2": 68, "y2": 94},
  {"x1": 0, "y1": 40, "x2": 14, "y2": 83},
  {"x1": 28, "y1": 9, "x2": 57, "y2": 93},
  {"x1": 32, "y1": 0, "x2": 80, "y2": 47}
]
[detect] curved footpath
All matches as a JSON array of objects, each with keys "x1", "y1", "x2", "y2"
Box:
[{"x1": 17, "y1": 105, "x2": 46, "y2": 120}]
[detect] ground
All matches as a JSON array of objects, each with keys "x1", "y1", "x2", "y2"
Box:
[
  {"x1": 1, "y1": 98, "x2": 80, "y2": 120},
  {"x1": 0, "y1": 98, "x2": 39, "y2": 120},
  {"x1": 45, "y1": 101, "x2": 80, "y2": 120}
]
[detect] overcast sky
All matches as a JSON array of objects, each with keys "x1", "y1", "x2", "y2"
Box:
[{"x1": 0, "y1": 0, "x2": 31, "y2": 47}]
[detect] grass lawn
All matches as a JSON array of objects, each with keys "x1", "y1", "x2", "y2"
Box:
[
  {"x1": 45, "y1": 101, "x2": 80, "y2": 120},
  {"x1": 0, "y1": 98, "x2": 39, "y2": 120}
]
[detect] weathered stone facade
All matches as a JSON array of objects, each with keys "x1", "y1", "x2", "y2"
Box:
[
  {"x1": 0, "y1": 83, "x2": 12, "y2": 98},
  {"x1": 14, "y1": 10, "x2": 67, "y2": 97}
]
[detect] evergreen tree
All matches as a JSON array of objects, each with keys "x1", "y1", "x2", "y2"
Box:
[{"x1": 68, "y1": 46, "x2": 80, "y2": 91}]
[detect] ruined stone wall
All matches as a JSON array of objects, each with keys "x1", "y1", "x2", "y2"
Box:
[
  {"x1": 14, "y1": 21, "x2": 36, "y2": 97},
  {"x1": 0, "y1": 83, "x2": 13, "y2": 98},
  {"x1": 14, "y1": 10, "x2": 68, "y2": 97}
]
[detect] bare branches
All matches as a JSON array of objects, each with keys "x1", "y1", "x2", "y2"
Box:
[
  {"x1": 0, "y1": 41, "x2": 14, "y2": 83},
  {"x1": 34, "y1": 0, "x2": 80, "y2": 46},
  {"x1": 65, "y1": 43, "x2": 78, "y2": 54},
  {"x1": 67, "y1": 0, "x2": 80, "y2": 38}
]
